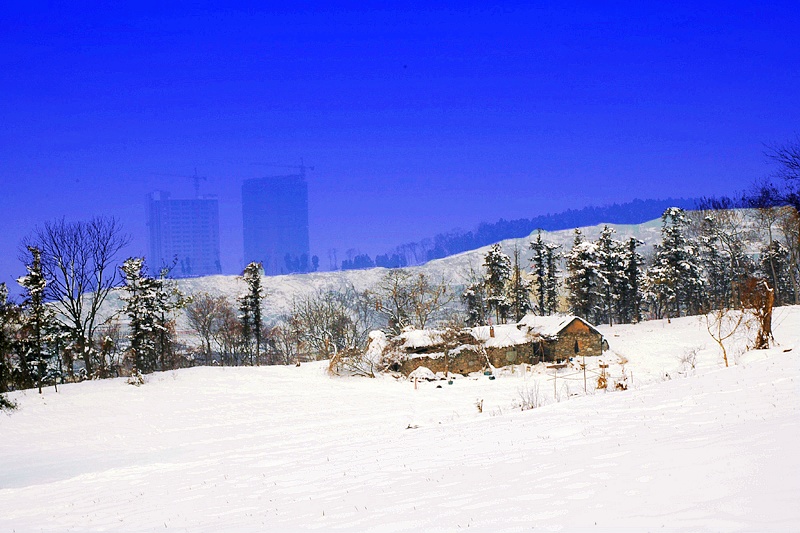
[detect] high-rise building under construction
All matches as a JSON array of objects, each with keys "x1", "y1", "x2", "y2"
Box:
[
  {"x1": 242, "y1": 174, "x2": 310, "y2": 275},
  {"x1": 147, "y1": 191, "x2": 222, "y2": 277}
]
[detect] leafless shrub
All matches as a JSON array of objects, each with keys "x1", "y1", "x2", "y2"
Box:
[
  {"x1": 678, "y1": 348, "x2": 698, "y2": 372},
  {"x1": 328, "y1": 347, "x2": 378, "y2": 378},
  {"x1": 475, "y1": 398, "x2": 484, "y2": 413},
  {"x1": 706, "y1": 309, "x2": 746, "y2": 368},
  {"x1": 518, "y1": 381, "x2": 542, "y2": 411}
]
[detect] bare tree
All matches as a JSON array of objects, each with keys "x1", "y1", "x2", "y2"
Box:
[
  {"x1": 269, "y1": 320, "x2": 301, "y2": 365},
  {"x1": 372, "y1": 269, "x2": 454, "y2": 334},
  {"x1": 186, "y1": 292, "x2": 228, "y2": 364},
  {"x1": 407, "y1": 272, "x2": 455, "y2": 330},
  {"x1": 705, "y1": 308, "x2": 745, "y2": 368},
  {"x1": 290, "y1": 287, "x2": 377, "y2": 361},
  {"x1": 372, "y1": 269, "x2": 413, "y2": 335},
  {"x1": 767, "y1": 135, "x2": 800, "y2": 184},
  {"x1": 23, "y1": 217, "x2": 130, "y2": 376},
  {"x1": 213, "y1": 301, "x2": 245, "y2": 366}
]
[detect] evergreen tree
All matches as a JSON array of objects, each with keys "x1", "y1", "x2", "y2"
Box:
[
  {"x1": 595, "y1": 226, "x2": 624, "y2": 326},
  {"x1": 699, "y1": 232, "x2": 729, "y2": 311},
  {"x1": 0, "y1": 283, "x2": 20, "y2": 405},
  {"x1": 483, "y1": 244, "x2": 512, "y2": 323},
  {"x1": 544, "y1": 243, "x2": 560, "y2": 315},
  {"x1": 462, "y1": 269, "x2": 489, "y2": 327},
  {"x1": 18, "y1": 246, "x2": 57, "y2": 392},
  {"x1": 760, "y1": 240, "x2": 795, "y2": 306},
  {"x1": 152, "y1": 266, "x2": 186, "y2": 370},
  {"x1": 239, "y1": 262, "x2": 265, "y2": 365},
  {"x1": 565, "y1": 229, "x2": 601, "y2": 322},
  {"x1": 529, "y1": 232, "x2": 547, "y2": 314},
  {"x1": 120, "y1": 258, "x2": 159, "y2": 373},
  {"x1": 619, "y1": 237, "x2": 644, "y2": 323},
  {"x1": 529, "y1": 232, "x2": 561, "y2": 315},
  {"x1": 646, "y1": 208, "x2": 705, "y2": 319},
  {"x1": 508, "y1": 248, "x2": 533, "y2": 321}
]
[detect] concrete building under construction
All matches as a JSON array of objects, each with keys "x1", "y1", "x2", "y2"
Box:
[
  {"x1": 242, "y1": 174, "x2": 310, "y2": 275},
  {"x1": 147, "y1": 191, "x2": 222, "y2": 277}
]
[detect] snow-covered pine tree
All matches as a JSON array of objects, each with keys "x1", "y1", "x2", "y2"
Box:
[
  {"x1": 528, "y1": 232, "x2": 561, "y2": 315},
  {"x1": 595, "y1": 226, "x2": 624, "y2": 326},
  {"x1": 17, "y1": 246, "x2": 57, "y2": 392},
  {"x1": 0, "y1": 283, "x2": 19, "y2": 407},
  {"x1": 462, "y1": 269, "x2": 489, "y2": 327},
  {"x1": 508, "y1": 248, "x2": 533, "y2": 321},
  {"x1": 618, "y1": 237, "x2": 644, "y2": 323},
  {"x1": 151, "y1": 266, "x2": 186, "y2": 371},
  {"x1": 120, "y1": 257, "x2": 159, "y2": 373},
  {"x1": 529, "y1": 232, "x2": 547, "y2": 314},
  {"x1": 699, "y1": 232, "x2": 729, "y2": 311},
  {"x1": 239, "y1": 262, "x2": 264, "y2": 365},
  {"x1": 483, "y1": 244, "x2": 512, "y2": 323},
  {"x1": 646, "y1": 207, "x2": 705, "y2": 320},
  {"x1": 565, "y1": 229, "x2": 601, "y2": 322},
  {"x1": 543, "y1": 242, "x2": 561, "y2": 315},
  {"x1": 760, "y1": 240, "x2": 795, "y2": 306}
]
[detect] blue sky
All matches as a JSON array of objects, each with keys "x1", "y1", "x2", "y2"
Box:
[{"x1": 1, "y1": 2, "x2": 798, "y2": 288}]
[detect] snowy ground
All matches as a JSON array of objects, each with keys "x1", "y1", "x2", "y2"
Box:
[{"x1": 2, "y1": 307, "x2": 799, "y2": 532}]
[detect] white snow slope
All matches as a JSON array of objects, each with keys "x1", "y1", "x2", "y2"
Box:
[{"x1": 2, "y1": 307, "x2": 799, "y2": 532}]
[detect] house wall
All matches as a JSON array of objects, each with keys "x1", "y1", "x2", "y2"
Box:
[
  {"x1": 485, "y1": 343, "x2": 540, "y2": 368},
  {"x1": 397, "y1": 348, "x2": 486, "y2": 376},
  {"x1": 545, "y1": 320, "x2": 603, "y2": 361},
  {"x1": 397, "y1": 342, "x2": 544, "y2": 376}
]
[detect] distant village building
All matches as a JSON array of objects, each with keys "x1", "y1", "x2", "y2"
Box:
[
  {"x1": 379, "y1": 314, "x2": 606, "y2": 376},
  {"x1": 147, "y1": 191, "x2": 222, "y2": 277}
]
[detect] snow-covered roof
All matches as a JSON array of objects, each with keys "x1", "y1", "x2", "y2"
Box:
[
  {"x1": 398, "y1": 329, "x2": 445, "y2": 349},
  {"x1": 471, "y1": 324, "x2": 532, "y2": 348},
  {"x1": 517, "y1": 314, "x2": 600, "y2": 338}
]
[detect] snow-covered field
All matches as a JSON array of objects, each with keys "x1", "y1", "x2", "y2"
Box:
[{"x1": 2, "y1": 307, "x2": 799, "y2": 532}]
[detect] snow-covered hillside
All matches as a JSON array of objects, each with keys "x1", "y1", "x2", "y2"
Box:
[
  {"x1": 100, "y1": 217, "x2": 668, "y2": 328},
  {"x1": 2, "y1": 306, "x2": 798, "y2": 532}
]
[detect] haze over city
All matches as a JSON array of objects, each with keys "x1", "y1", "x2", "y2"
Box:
[{"x1": 1, "y1": 3, "x2": 798, "y2": 287}]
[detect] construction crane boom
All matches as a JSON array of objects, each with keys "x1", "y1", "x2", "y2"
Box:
[
  {"x1": 151, "y1": 167, "x2": 208, "y2": 198},
  {"x1": 250, "y1": 159, "x2": 315, "y2": 178}
]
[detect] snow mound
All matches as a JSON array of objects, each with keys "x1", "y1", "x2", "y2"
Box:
[{"x1": 407, "y1": 366, "x2": 439, "y2": 381}]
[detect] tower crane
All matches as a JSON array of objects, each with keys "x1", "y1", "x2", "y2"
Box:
[
  {"x1": 250, "y1": 160, "x2": 315, "y2": 178},
  {"x1": 151, "y1": 168, "x2": 208, "y2": 198}
]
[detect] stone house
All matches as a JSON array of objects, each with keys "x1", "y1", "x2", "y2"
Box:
[
  {"x1": 381, "y1": 314, "x2": 605, "y2": 376},
  {"x1": 517, "y1": 314, "x2": 605, "y2": 361}
]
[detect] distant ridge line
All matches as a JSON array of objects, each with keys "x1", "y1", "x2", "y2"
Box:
[{"x1": 390, "y1": 197, "x2": 700, "y2": 267}]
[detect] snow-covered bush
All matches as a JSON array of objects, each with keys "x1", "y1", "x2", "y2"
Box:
[
  {"x1": 0, "y1": 393, "x2": 16, "y2": 411},
  {"x1": 126, "y1": 368, "x2": 145, "y2": 387}
]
